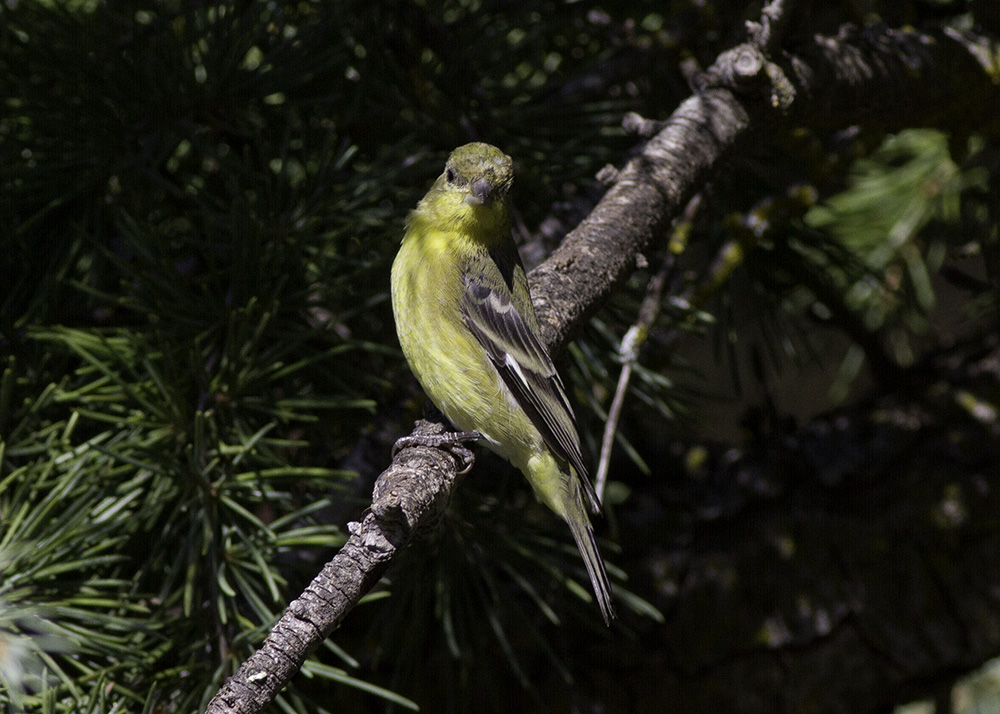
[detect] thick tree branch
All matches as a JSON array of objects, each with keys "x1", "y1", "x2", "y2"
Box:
[
  {"x1": 530, "y1": 23, "x2": 997, "y2": 353},
  {"x1": 205, "y1": 19, "x2": 998, "y2": 714}
]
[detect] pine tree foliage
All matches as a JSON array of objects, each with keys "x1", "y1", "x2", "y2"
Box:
[{"x1": 2, "y1": 0, "x2": 999, "y2": 713}]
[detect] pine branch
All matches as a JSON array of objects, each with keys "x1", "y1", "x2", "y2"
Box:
[
  {"x1": 531, "y1": 22, "x2": 998, "y2": 354},
  {"x1": 205, "y1": 418, "x2": 473, "y2": 714},
  {"x1": 204, "y1": 17, "x2": 998, "y2": 714}
]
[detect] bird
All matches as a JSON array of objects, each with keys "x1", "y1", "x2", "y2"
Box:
[{"x1": 390, "y1": 142, "x2": 614, "y2": 624}]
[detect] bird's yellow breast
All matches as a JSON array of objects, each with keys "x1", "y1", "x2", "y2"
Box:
[{"x1": 390, "y1": 223, "x2": 541, "y2": 467}]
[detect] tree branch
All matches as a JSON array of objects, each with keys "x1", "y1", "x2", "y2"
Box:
[
  {"x1": 530, "y1": 22, "x2": 997, "y2": 353},
  {"x1": 205, "y1": 19, "x2": 998, "y2": 714},
  {"x1": 204, "y1": 419, "x2": 473, "y2": 714}
]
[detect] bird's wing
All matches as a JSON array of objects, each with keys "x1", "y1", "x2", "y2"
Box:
[{"x1": 460, "y1": 259, "x2": 600, "y2": 513}]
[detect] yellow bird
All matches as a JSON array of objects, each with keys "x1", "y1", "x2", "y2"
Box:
[{"x1": 391, "y1": 142, "x2": 614, "y2": 624}]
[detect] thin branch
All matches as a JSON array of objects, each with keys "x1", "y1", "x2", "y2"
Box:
[
  {"x1": 204, "y1": 419, "x2": 473, "y2": 714},
  {"x1": 595, "y1": 194, "x2": 701, "y2": 499},
  {"x1": 746, "y1": 0, "x2": 795, "y2": 54}
]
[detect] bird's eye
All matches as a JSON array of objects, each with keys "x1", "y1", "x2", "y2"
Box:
[{"x1": 445, "y1": 168, "x2": 456, "y2": 183}]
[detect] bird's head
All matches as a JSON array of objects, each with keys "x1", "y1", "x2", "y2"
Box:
[
  {"x1": 416, "y1": 143, "x2": 514, "y2": 238},
  {"x1": 443, "y1": 143, "x2": 513, "y2": 207}
]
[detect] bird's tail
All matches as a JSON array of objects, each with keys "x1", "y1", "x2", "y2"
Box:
[
  {"x1": 525, "y1": 451, "x2": 615, "y2": 624},
  {"x1": 566, "y1": 512, "x2": 616, "y2": 626}
]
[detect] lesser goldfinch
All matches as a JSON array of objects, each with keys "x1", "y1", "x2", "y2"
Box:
[{"x1": 391, "y1": 142, "x2": 615, "y2": 625}]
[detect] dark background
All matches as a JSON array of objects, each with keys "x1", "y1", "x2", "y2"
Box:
[{"x1": 3, "y1": 1, "x2": 999, "y2": 712}]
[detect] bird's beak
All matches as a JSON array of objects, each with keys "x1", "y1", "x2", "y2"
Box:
[{"x1": 465, "y1": 177, "x2": 494, "y2": 206}]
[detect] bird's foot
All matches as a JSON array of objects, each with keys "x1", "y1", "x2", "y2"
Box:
[{"x1": 392, "y1": 430, "x2": 481, "y2": 470}]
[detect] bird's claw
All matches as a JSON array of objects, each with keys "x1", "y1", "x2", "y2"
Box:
[{"x1": 392, "y1": 430, "x2": 481, "y2": 463}]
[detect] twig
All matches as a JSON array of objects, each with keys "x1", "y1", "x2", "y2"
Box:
[
  {"x1": 746, "y1": 0, "x2": 795, "y2": 54},
  {"x1": 595, "y1": 195, "x2": 701, "y2": 499}
]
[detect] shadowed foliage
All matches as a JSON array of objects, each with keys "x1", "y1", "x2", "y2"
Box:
[{"x1": 2, "y1": 1, "x2": 999, "y2": 713}]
